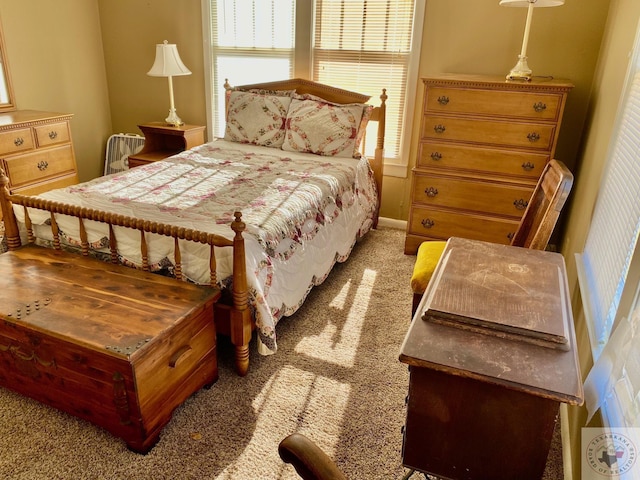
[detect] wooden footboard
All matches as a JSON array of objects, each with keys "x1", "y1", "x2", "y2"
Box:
[{"x1": 0, "y1": 170, "x2": 253, "y2": 376}]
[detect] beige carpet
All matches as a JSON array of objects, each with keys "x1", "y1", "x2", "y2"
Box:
[{"x1": 0, "y1": 226, "x2": 563, "y2": 479}]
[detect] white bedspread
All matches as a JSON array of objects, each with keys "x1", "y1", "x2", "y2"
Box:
[{"x1": 14, "y1": 139, "x2": 378, "y2": 354}]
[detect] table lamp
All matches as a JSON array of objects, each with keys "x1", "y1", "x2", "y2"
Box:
[
  {"x1": 500, "y1": 0, "x2": 565, "y2": 81},
  {"x1": 147, "y1": 40, "x2": 192, "y2": 126}
]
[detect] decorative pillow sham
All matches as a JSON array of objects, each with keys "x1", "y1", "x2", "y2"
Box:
[
  {"x1": 282, "y1": 96, "x2": 370, "y2": 158},
  {"x1": 224, "y1": 90, "x2": 292, "y2": 148}
]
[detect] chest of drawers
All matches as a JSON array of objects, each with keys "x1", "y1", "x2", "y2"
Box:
[
  {"x1": 0, "y1": 110, "x2": 79, "y2": 197},
  {"x1": 404, "y1": 75, "x2": 573, "y2": 254}
]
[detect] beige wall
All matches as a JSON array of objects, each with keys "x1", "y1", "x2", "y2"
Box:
[
  {"x1": 2, "y1": 0, "x2": 637, "y2": 477},
  {"x1": 0, "y1": 0, "x2": 111, "y2": 181}
]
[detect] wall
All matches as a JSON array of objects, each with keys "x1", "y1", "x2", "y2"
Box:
[
  {"x1": 0, "y1": 0, "x2": 111, "y2": 181},
  {"x1": 560, "y1": 0, "x2": 640, "y2": 477}
]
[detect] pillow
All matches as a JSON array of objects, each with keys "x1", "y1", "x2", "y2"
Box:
[
  {"x1": 282, "y1": 96, "x2": 369, "y2": 158},
  {"x1": 224, "y1": 90, "x2": 292, "y2": 148}
]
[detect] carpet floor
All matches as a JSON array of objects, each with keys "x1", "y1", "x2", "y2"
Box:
[{"x1": 0, "y1": 225, "x2": 564, "y2": 479}]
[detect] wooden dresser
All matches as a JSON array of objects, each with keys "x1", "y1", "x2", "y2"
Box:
[
  {"x1": 404, "y1": 74, "x2": 573, "y2": 254},
  {"x1": 0, "y1": 110, "x2": 79, "y2": 196}
]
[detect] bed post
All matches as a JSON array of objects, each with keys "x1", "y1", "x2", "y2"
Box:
[
  {"x1": 372, "y1": 88, "x2": 387, "y2": 229},
  {"x1": 0, "y1": 168, "x2": 21, "y2": 250},
  {"x1": 230, "y1": 211, "x2": 252, "y2": 376}
]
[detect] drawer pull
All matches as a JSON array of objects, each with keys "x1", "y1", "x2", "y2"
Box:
[
  {"x1": 437, "y1": 95, "x2": 449, "y2": 105},
  {"x1": 433, "y1": 124, "x2": 446, "y2": 134},
  {"x1": 49, "y1": 131, "x2": 58, "y2": 140},
  {"x1": 430, "y1": 152, "x2": 442, "y2": 161},
  {"x1": 169, "y1": 344, "x2": 192, "y2": 368},
  {"x1": 424, "y1": 187, "x2": 438, "y2": 197},
  {"x1": 522, "y1": 162, "x2": 535, "y2": 171},
  {"x1": 533, "y1": 102, "x2": 547, "y2": 113},
  {"x1": 14, "y1": 137, "x2": 24, "y2": 147},
  {"x1": 37, "y1": 161, "x2": 49, "y2": 171},
  {"x1": 507, "y1": 232, "x2": 515, "y2": 241},
  {"x1": 527, "y1": 132, "x2": 540, "y2": 142},
  {"x1": 421, "y1": 218, "x2": 435, "y2": 229},
  {"x1": 513, "y1": 199, "x2": 529, "y2": 210}
]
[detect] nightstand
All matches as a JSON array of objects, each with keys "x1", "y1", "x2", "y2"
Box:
[{"x1": 128, "y1": 122, "x2": 206, "y2": 168}]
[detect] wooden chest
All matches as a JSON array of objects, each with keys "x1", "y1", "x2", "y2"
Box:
[
  {"x1": 0, "y1": 246, "x2": 220, "y2": 453},
  {"x1": 404, "y1": 74, "x2": 573, "y2": 254}
]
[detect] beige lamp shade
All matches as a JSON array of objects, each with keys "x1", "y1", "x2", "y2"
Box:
[
  {"x1": 147, "y1": 40, "x2": 191, "y2": 126},
  {"x1": 500, "y1": 0, "x2": 565, "y2": 81}
]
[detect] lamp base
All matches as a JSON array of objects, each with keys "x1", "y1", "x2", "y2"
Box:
[
  {"x1": 165, "y1": 108, "x2": 184, "y2": 127},
  {"x1": 506, "y1": 55, "x2": 532, "y2": 81}
]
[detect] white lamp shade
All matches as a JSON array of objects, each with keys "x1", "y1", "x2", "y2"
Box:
[
  {"x1": 499, "y1": 0, "x2": 564, "y2": 6},
  {"x1": 147, "y1": 40, "x2": 191, "y2": 77}
]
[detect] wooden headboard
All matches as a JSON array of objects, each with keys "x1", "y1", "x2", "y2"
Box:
[{"x1": 224, "y1": 78, "x2": 387, "y2": 225}]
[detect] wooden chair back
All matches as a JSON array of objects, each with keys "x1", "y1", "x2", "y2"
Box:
[{"x1": 509, "y1": 159, "x2": 574, "y2": 250}]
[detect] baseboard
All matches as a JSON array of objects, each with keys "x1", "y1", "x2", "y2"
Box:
[{"x1": 378, "y1": 217, "x2": 407, "y2": 230}]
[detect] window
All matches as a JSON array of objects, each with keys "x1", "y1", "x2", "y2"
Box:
[
  {"x1": 202, "y1": 0, "x2": 424, "y2": 175},
  {"x1": 577, "y1": 20, "x2": 640, "y2": 428}
]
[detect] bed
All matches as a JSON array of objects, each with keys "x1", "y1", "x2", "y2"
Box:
[{"x1": 0, "y1": 78, "x2": 387, "y2": 376}]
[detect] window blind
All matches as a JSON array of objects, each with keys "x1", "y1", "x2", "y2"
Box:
[{"x1": 312, "y1": 0, "x2": 415, "y2": 159}]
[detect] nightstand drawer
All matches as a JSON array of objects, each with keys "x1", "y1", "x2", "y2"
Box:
[
  {"x1": 425, "y1": 86, "x2": 562, "y2": 121},
  {"x1": 34, "y1": 121, "x2": 71, "y2": 148},
  {"x1": 4, "y1": 144, "x2": 76, "y2": 188},
  {"x1": 408, "y1": 205, "x2": 519, "y2": 244},
  {"x1": 418, "y1": 141, "x2": 547, "y2": 179},
  {"x1": 412, "y1": 172, "x2": 534, "y2": 218},
  {"x1": 0, "y1": 128, "x2": 35, "y2": 155},
  {"x1": 422, "y1": 115, "x2": 555, "y2": 151}
]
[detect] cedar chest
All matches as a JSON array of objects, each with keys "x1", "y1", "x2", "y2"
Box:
[{"x1": 0, "y1": 245, "x2": 220, "y2": 453}]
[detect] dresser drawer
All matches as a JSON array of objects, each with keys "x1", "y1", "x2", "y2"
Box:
[
  {"x1": 418, "y1": 141, "x2": 547, "y2": 179},
  {"x1": 0, "y1": 128, "x2": 35, "y2": 156},
  {"x1": 407, "y1": 205, "x2": 519, "y2": 244},
  {"x1": 34, "y1": 121, "x2": 71, "y2": 148},
  {"x1": 11, "y1": 173, "x2": 79, "y2": 196},
  {"x1": 3, "y1": 144, "x2": 76, "y2": 188},
  {"x1": 424, "y1": 86, "x2": 562, "y2": 121},
  {"x1": 412, "y1": 172, "x2": 534, "y2": 218},
  {"x1": 422, "y1": 115, "x2": 555, "y2": 151}
]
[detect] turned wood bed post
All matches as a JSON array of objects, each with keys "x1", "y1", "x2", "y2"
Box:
[
  {"x1": 0, "y1": 169, "x2": 21, "y2": 250},
  {"x1": 230, "y1": 212, "x2": 252, "y2": 376},
  {"x1": 371, "y1": 88, "x2": 387, "y2": 229}
]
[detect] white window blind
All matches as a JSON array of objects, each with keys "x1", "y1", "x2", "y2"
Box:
[
  {"x1": 206, "y1": 0, "x2": 296, "y2": 137},
  {"x1": 312, "y1": 0, "x2": 416, "y2": 159},
  {"x1": 578, "y1": 20, "x2": 640, "y2": 430}
]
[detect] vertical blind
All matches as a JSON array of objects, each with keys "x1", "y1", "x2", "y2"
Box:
[
  {"x1": 578, "y1": 26, "x2": 640, "y2": 430},
  {"x1": 313, "y1": 0, "x2": 415, "y2": 158}
]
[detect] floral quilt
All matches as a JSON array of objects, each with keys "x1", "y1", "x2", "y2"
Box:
[{"x1": 22, "y1": 140, "x2": 378, "y2": 354}]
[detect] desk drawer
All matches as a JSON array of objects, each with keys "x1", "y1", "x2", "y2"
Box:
[
  {"x1": 412, "y1": 172, "x2": 534, "y2": 218},
  {"x1": 424, "y1": 86, "x2": 562, "y2": 121},
  {"x1": 3, "y1": 144, "x2": 76, "y2": 188},
  {"x1": 34, "y1": 121, "x2": 71, "y2": 148},
  {"x1": 0, "y1": 128, "x2": 35, "y2": 155},
  {"x1": 422, "y1": 115, "x2": 555, "y2": 151},
  {"x1": 418, "y1": 141, "x2": 547, "y2": 179}
]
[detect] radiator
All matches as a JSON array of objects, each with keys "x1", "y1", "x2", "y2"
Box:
[{"x1": 104, "y1": 133, "x2": 145, "y2": 175}]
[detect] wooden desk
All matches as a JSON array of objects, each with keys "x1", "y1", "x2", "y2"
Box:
[{"x1": 399, "y1": 237, "x2": 583, "y2": 480}]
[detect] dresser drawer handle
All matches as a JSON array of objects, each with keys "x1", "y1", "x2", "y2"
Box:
[
  {"x1": 421, "y1": 218, "x2": 435, "y2": 229},
  {"x1": 533, "y1": 102, "x2": 547, "y2": 113},
  {"x1": 430, "y1": 152, "x2": 442, "y2": 161},
  {"x1": 522, "y1": 162, "x2": 535, "y2": 171},
  {"x1": 513, "y1": 199, "x2": 529, "y2": 210},
  {"x1": 37, "y1": 160, "x2": 49, "y2": 171},
  {"x1": 424, "y1": 187, "x2": 438, "y2": 197},
  {"x1": 507, "y1": 232, "x2": 515, "y2": 241},
  {"x1": 527, "y1": 132, "x2": 540, "y2": 142},
  {"x1": 437, "y1": 95, "x2": 449, "y2": 105},
  {"x1": 48, "y1": 131, "x2": 58, "y2": 140},
  {"x1": 14, "y1": 137, "x2": 24, "y2": 147},
  {"x1": 433, "y1": 124, "x2": 446, "y2": 134}
]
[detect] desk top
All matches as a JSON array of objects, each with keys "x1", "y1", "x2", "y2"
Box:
[{"x1": 399, "y1": 238, "x2": 583, "y2": 405}]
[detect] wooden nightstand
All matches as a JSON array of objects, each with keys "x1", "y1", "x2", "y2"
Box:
[{"x1": 128, "y1": 122, "x2": 206, "y2": 168}]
